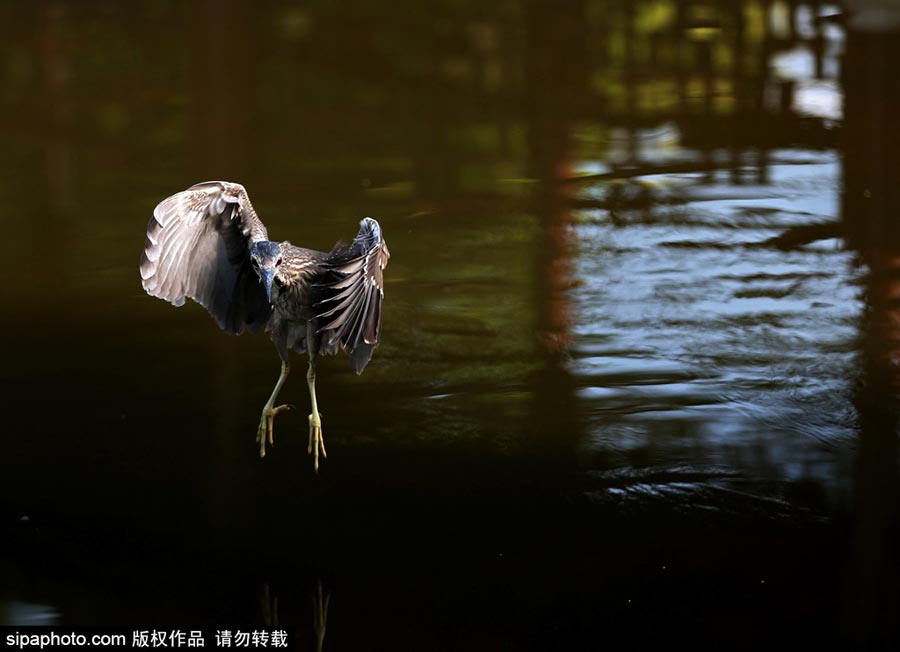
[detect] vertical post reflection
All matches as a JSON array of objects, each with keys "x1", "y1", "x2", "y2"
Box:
[
  {"x1": 730, "y1": 1, "x2": 746, "y2": 184},
  {"x1": 523, "y1": 0, "x2": 585, "y2": 473},
  {"x1": 842, "y1": 23, "x2": 900, "y2": 651},
  {"x1": 756, "y1": 0, "x2": 773, "y2": 184}
]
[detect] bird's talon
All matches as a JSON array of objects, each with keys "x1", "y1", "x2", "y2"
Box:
[
  {"x1": 257, "y1": 403, "x2": 291, "y2": 457},
  {"x1": 307, "y1": 413, "x2": 325, "y2": 470}
]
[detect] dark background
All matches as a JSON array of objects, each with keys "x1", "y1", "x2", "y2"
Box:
[{"x1": 1, "y1": 1, "x2": 899, "y2": 649}]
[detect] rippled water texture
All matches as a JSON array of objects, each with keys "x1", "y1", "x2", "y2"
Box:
[
  {"x1": 1, "y1": 2, "x2": 899, "y2": 650},
  {"x1": 573, "y1": 149, "x2": 860, "y2": 511}
]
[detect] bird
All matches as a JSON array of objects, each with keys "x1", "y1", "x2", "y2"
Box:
[{"x1": 139, "y1": 181, "x2": 390, "y2": 470}]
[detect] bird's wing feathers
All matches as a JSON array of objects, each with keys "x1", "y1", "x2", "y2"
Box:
[
  {"x1": 315, "y1": 217, "x2": 390, "y2": 373},
  {"x1": 140, "y1": 181, "x2": 271, "y2": 334}
]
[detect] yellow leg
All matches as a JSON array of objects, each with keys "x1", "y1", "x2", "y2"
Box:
[
  {"x1": 307, "y1": 362, "x2": 326, "y2": 471},
  {"x1": 256, "y1": 361, "x2": 292, "y2": 458}
]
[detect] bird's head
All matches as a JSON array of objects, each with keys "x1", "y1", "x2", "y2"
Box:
[{"x1": 249, "y1": 241, "x2": 285, "y2": 303}]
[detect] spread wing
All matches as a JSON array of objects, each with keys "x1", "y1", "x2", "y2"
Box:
[
  {"x1": 140, "y1": 181, "x2": 272, "y2": 334},
  {"x1": 315, "y1": 217, "x2": 390, "y2": 373}
]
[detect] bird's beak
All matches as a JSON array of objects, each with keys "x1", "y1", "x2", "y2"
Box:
[{"x1": 260, "y1": 268, "x2": 275, "y2": 303}]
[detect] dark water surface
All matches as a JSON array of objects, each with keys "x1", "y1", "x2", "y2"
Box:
[{"x1": 2, "y1": 2, "x2": 900, "y2": 650}]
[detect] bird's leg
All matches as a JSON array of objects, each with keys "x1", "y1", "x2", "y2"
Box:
[
  {"x1": 256, "y1": 361, "x2": 292, "y2": 458},
  {"x1": 307, "y1": 360, "x2": 326, "y2": 471}
]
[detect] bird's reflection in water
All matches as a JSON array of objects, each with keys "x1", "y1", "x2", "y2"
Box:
[
  {"x1": 260, "y1": 580, "x2": 331, "y2": 652},
  {"x1": 310, "y1": 581, "x2": 330, "y2": 652},
  {"x1": 259, "y1": 583, "x2": 279, "y2": 628}
]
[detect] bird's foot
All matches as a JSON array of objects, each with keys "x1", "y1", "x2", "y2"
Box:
[
  {"x1": 256, "y1": 404, "x2": 293, "y2": 458},
  {"x1": 308, "y1": 412, "x2": 326, "y2": 471}
]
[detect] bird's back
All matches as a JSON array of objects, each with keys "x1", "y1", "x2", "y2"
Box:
[{"x1": 270, "y1": 217, "x2": 389, "y2": 373}]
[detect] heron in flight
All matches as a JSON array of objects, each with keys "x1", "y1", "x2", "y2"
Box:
[{"x1": 140, "y1": 181, "x2": 389, "y2": 470}]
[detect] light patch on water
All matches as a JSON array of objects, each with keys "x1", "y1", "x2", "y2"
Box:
[
  {"x1": 0, "y1": 601, "x2": 60, "y2": 626},
  {"x1": 793, "y1": 81, "x2": 843, "y2": 122},
  {"x1": 572, "y1": 147, "x2": 861, "y2": 512}
]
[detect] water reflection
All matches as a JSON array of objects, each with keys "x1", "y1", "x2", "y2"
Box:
[
  {"x1": 0, "y1": 1, "x2": 897, "y2": 648},
  {"x1": 572, "y1": 147, "x2": 858, "y2": 509},
  {"x1": 0, "y1": 601, "x2": 60, "y2": 626},
  {"x1": 260, "y1": 580, "x2": 330, "y2": 651},
  {"x1": 840, "y1": 16, "x2": 900, "y2": 649}
]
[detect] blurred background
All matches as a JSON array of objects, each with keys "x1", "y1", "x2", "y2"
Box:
[{"x1": 1, "y1": 0, "x2": 899, "y2": 649}]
